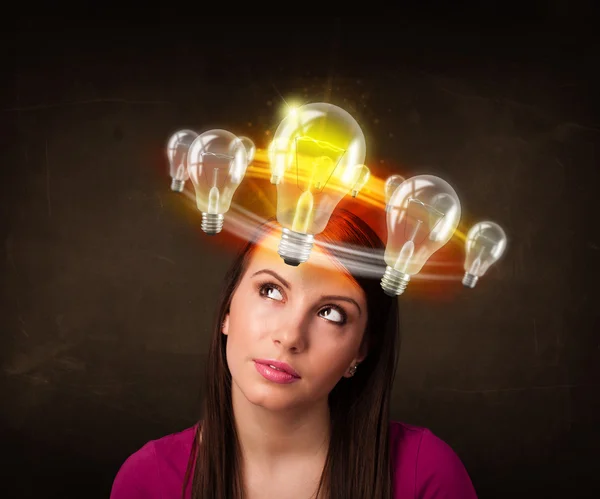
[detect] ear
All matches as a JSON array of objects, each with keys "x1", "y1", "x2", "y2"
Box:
[
  {"x1": 355, "y1": 351, "x2": 367, "y2": 365},
  {"x1": 221, "y1": 314, "x2": 230, "y2": 336},
  {"x1": 342, "y1": 338, "x2": 368, "y2": 378},
  {"x1": 343, "y1": 357, "x2": 367, "y2": 379},
  {"x1": 357, "y1": 333, "x2": 369, "y2": 363}
]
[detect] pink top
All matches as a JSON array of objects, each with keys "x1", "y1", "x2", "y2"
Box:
[{"x1": 110, "y1": 421, "x2": 477, "y2": 498}]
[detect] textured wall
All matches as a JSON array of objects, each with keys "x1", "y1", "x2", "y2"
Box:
[{"x1": 2, "y1": 16, "x2": 598, "y2": 498}]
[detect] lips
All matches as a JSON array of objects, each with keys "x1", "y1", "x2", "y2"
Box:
[{"x1": 254, "y1": 359, "x2": 301, "y2": 378}]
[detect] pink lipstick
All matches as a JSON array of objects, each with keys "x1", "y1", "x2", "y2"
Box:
[{"x1": 254, "y1": 359, "x2": 300, "y2": 384}]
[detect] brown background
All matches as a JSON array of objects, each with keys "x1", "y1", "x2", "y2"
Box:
[{"x1": 2, "y1": 13, "x2": 598, "y2": 498}]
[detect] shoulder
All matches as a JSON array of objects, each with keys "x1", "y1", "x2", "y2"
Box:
[
  {"x1": 389, "y1": 421, "x2": 478, "y2": 498},
  {"x1": 110, "y1": 425, "x2": 198, "y2": 499}
]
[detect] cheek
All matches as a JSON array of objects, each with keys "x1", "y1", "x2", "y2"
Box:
[
  {"x1": 226, "y1": 291, "x2": 274, "y2": 347},
  {"x1": 309, "y1": 331, "x2": 362, "y2": 377},
  {"x1": 236, "y1": 282, "x2": 292, "y2": 329}
]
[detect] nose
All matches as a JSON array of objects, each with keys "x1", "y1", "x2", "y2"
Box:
[{"x1": 271, "y1": 310, "x2": 309, "y2": 352}]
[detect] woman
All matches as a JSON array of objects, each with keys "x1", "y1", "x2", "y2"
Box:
[{"x1": 110, "y1": 209, "x2": 477, "y2": 498}]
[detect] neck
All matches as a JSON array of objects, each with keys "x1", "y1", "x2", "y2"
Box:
[{"x1": 231, "y1": 381, "x2": 330, "y2": 471}]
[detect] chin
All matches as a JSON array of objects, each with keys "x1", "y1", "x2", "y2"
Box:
[
  {"x1": 243, "y1": 381, "x2": 304, "y2": 412},
  {"x1": 232, "y1": 368, "x2": 313, "y2": 412}
]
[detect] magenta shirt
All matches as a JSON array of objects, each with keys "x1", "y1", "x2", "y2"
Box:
[{"x1": 110, "y1": 421, "x2": 477, "y2": 498}]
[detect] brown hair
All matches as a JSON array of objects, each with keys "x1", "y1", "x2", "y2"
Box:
[{"x1": 183, "y1": 208, "x2": 401, "y2": 498}]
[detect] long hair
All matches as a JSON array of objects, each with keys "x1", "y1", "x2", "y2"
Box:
[{"x1": 183, "y1": 208, "x2": 401, "y2": 498}]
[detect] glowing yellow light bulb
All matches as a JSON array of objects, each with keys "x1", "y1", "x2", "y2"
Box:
[{"x1": 270, "y1": 102, "x2": 366, "y2": 266}]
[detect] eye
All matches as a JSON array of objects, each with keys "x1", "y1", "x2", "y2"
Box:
[
  {"x1": 258, "y1": 282, "x2": 285, "y2": 302},
  {"x1": 319, "y1": 306, "x2": 347, "y2": 326}
]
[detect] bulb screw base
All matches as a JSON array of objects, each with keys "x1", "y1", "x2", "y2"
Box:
[
  {"x1": 278, "y1": 228, "x2": 314, "y2": 266},
  {"x1": 381, "y1": 266, "x2": 410, "y2": 296},
  {"x1": 462, "y1": 272, "x2": 479, "y2": 288},
  {"x1": 201, "y1": 213, "x2": 224, "y2": 235},
  {"x1": 170, "y1": 178, "x2": 185, "y2": 192}
]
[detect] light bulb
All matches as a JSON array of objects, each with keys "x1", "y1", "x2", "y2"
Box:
[
  {"x1": 381, "y1": 174, "x2": 461, "y2": 296},
  {"x1": 187, "y1": 129, "x2": 248, "y2": 235},
  {"x1": 268, "y1": 136, "x2": 288, "y2": 184},
  {"x1": 238, "y1": 136, "x2": 256, "y2": 164},
  {"x1": 384, "y1": 174, "x2": 405, "y2": 212},
  {"x1": 269, "y1": 102, "x2": 366, "y2": 266},
  {"x1": 350, "y1": 164, "x2": 371, "y2": 198},
  {"x1": 167, "y1": 129, "x2": 198, "y2": 192},
  {"x1": 462, "y1": 221, "x2": 507, "y2": 288}
]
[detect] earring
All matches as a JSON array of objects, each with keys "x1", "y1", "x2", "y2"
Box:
[{"x1": 349, "y1": 364, "x2": 358, "y2": 377}]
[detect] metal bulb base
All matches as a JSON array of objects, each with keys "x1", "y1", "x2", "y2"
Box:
[
  {"x1": 170, "y1": 178, "x2": 185, "y2": 192},
  {"x1": 462, "y1": 272, "x2": 479, "y2": 288},
  {"x1": 381, "y1": 266, "x2": 410, "y2": 296},
  {"x1": 278, "y1": 228, "x2": 314, "y2": 266},
  {"x1": 201, "y1": 213, "x2": 224, "y2": 235}
]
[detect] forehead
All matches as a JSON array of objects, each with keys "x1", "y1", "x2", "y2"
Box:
[{"x1": 244, "y1": 230, "x2": 362, "y2": 294}]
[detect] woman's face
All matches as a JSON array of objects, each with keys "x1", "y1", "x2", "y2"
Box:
[{"x1": 222, "y1": 233, "x2": 368, "y2": 413}]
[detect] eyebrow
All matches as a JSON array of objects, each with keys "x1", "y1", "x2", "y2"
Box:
[
  {"x1": 321, "y1": 295, "x2": 362, "y2": 316},
  {"x1": 251, "y1": 269, "x2": 291, "y2": 289},
  {"x1": 250, "y1": 269, "x2": 362, "y2": 316}
]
